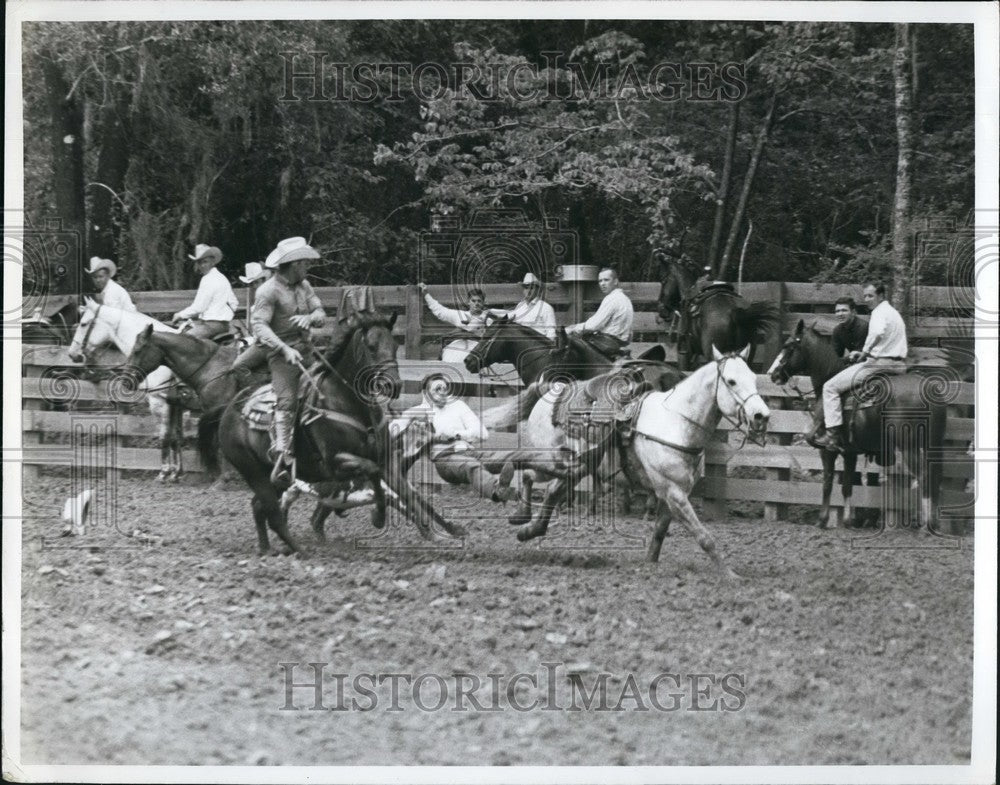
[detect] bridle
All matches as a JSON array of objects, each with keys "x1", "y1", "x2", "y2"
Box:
[{"x1": 712, "y1": 354, "x2": 769, "y2": 447}]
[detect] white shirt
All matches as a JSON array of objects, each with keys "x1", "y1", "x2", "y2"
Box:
[
  {"x1": 504, "y1": 297, "x2": 557, "y2": 340},
  {"x1": 424, "y1": 293, "x2": 488, "y2": 332},
  {"x1": 391, "y1": 398, "x2": 488, "y2": 460},
  {"x1": 863, "y1": 300, "x2": 908, "y2": 359},
  {"x1": 177, "y1": 267, "x2": 239, "y2": 321},
  {"x1": 576, "y1": 287, "x2": 633, "y2": 342},
  {"x1": 98, "y1": 279, "x2": 137, "y2": 312}
]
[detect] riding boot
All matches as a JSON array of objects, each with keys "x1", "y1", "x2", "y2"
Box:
[
  {"x1": 270, "y1": 411, "x2": 295, "y2": 487},
  {"x1": 493, "y1": 460, "x2": 516, "y2": 502},
  {"x1": 805, "y1": 419, "x2": 826, "y2": 449},
  {"x1": 812, "y1": 425, "x2": 845, "y2": 453}
]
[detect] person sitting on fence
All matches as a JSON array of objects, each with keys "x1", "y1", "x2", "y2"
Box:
[
  {"x1": 564, "y1": 266, "x2": 634, "y2": 359},
  {"x1": 171, "y1": 244, "x2": 239, "y2": 340},
  {"x1": 813, "y1": 282, "x2": 908, "y2": 453},
  {"x1": 487, "y1": 272, "x2": 557, "y2": 340},
  {"x1": 805, "y1": 296, "x2": 870, "y2": 447},
  {"x1": 390, "y1": 373, "x2": 515, "y2": 502},
  {"x1": 250, "y1": 237, "x2": 326, "y2": 486},
  {"x1": 86, "y1": 257, "x2": 136, "y2": 312},
  {"x1": 230, "y1": 262, "x2": 273, "y2": 382},
  {"x1": 418, "y1": 282, "x2": 489, "y2": 362}
]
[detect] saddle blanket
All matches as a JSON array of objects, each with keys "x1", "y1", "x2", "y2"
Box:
[
  {"x1": 551, "y1": 373, "x2": 648, "y2": 446},
  {"x1": 241, "y1": 384, "x2": 277, "y2": 432}
]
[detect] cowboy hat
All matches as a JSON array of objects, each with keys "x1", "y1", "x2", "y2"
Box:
[
  {"x1": 85, "y1": 257, "x2": 117, "y2": 277},
  {"x1": 188, "y1": 244, "x2": 223, "y2": 265},
  {"x1": 238, "y1": 262, "x2": 268, "y2": 284},
  {"x1": 265, "y1": 236, "x2": 321, "y2": 269},
  {"x1": 522, "y1": 272, "x2": 542, "y2": 286}
]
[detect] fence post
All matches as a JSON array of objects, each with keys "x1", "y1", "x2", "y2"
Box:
[
  {"x1": 763, "y1": 396, "x2": 790, "y2": 522},
  {"x1": 405, "y1": 285, "x2": 422, "y2": 360}
]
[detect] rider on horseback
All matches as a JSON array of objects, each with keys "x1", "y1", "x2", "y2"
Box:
[
  {"x1": 487, "y1": 273, "x2": 557, "y2": 339},
  {"x1": 813, "y1": 282, "x2": 908, "y2": 453},
  {"x1": 250, "y1": 237, "x2": 326, "y2": 486},
  {"x1": 86, "y1": 257, "x2": 137, "y2": 312},
  {"x1": 564, "y1": 266, "x2": 634, "y2": 360},
  {"x1": 171, "y1": 244, "x2": 239, "y2": 339}
]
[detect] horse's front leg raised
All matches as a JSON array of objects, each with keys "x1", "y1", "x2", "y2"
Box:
[{"x1": 508, "y1": 469, "x2": 535, "y2": 527}]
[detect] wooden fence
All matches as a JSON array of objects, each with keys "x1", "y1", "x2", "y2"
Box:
[{"x1": 21, "y1": 283, "x2": 978, "y2": 529}]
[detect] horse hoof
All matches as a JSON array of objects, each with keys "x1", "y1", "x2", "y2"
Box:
[
  {"x1": 156, "y1": 472, "x2": 168, "y2": 483},
  {"x1": 508, "y1": 512, "x2": 532, "y2": 527},
  {"x1": 516, "y1": 524, "x2": 538, "y2": 542},
  {"x1": 370, "y1": 509, "x2": 386, "y2": 530}
]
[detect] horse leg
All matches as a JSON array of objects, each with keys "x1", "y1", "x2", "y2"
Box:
[
  {"x1": 840, "y1": 452, "x2": 858, "y2": 528},
  {"x1": 659, "y1": 482, "x2": 739, "y2": 582},
  {"x1": 517, "y1": 462, "x2": 589, "y2": 542},
  {"x1": 646, "y1": 503, "x2": 674, "y2": 563},
  {"x1": 819, "y1": 450, "x2": 837, "y2": 528},
  {"x1": 170, "y1": 405, "x2": 185, "y2": 482},
  {"x1": 310, "y1": 505, "x2": 333, "y2": 543},
  {"x1": 251, "y1": 495, "x2": 271, "y2": 553},
  {"x1": 508, "y1": 469, "x2": 535, "y2": 527},
  {"x1": 155, "y1": 404, "x2": 171, "y2": 482},
  {"x1": 644, "y1": 495, "x2": 660, "y2": 522}
]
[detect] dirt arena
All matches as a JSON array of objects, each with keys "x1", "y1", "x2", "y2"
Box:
[{"x1": 19, "y1": 473, "x2": 973, "y2": 766}]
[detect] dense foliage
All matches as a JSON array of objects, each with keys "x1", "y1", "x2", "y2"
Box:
[{"x1": 22, "y1": 20, "x2": 973, "y2": 292}]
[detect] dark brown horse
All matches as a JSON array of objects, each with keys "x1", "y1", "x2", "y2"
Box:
[
  {"x1": 200, "y1": 310, "x2": 463, "y2": 554},
  {"x1": 769, "y1": 320, "x2": 949, "y2": 531},
  {"x1": 656, "y1": 255, "x2": 778, "y2": 370}
]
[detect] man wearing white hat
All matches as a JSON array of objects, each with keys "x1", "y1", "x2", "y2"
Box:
[
  {"x1": 251, "y1": 237, "x2": 326, "y2": 486},
  {"x1": 171, "y1": 244, "x2": 239, "y2": 339},
  {"x1": 85, "y1": 257, "x2": 136, "y2": 312},
  {"x1": 487, "y1": 272, "x2": 556, "y2": 340}
]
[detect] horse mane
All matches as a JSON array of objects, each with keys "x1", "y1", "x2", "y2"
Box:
[
  {"x1": 732, "y1": 300, "x2": 780, "y2": 341},
  {"x1": 324, "y1": 309, "x2": 396, "y2": 364}
]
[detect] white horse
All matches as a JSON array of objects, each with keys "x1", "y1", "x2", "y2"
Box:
[
  {"x1": 511, "y1": 344, "x2": 770, "y2": 580},
  {"x1": 67, "y1": 298, "x2": 186, "y2": 481}
]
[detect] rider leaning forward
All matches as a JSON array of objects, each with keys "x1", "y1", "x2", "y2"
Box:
[{"x1": 249, "y1": 237, "x2": 326, "y2": 486}]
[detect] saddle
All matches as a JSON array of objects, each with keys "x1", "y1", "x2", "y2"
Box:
[
  {"x1": 678, "y1": 281, "x2": 738, "y2": 354},
  {"x1": 239, "y1": 364, "x2": 322, "y2": 433},
  {"x1": 551, "y1": 367, "x2": 654, "y2": 446}
]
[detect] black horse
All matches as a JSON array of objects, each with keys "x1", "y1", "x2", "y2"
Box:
[
  {"x1": 769, "y1": 320, "x2": 949, "y2": 531},
  {"x1": 656, "y1": 255, "x2": 779, "y2": 370},
  {"x1": 463, "y1": 317, "x2": 612, "y2": 385},
  {"x1": 201, "y1": 309, "x2": 463, "y2": 554},
  {"x1": 23, "y1": 301, "x2": 81, "y2": 345}
]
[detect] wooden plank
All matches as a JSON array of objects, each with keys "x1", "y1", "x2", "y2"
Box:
[
  {"x1": 780, "y1": 312, "x2": 973, "y2": 339},
  {"x1": 782, "y1": 283, "x2": 975, "y2": 310},
  {"x1": 696, "y1": 476, "x2": 973, "y2": 511}
]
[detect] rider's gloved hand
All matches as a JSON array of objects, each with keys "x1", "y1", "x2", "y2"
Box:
[{"x1": 282, "y1": 346, "x2": 303, "y2": 364}]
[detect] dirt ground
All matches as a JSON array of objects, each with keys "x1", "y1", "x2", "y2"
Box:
[{"x1": 18, "y1": 472, "x2": 973, "y2": 767}]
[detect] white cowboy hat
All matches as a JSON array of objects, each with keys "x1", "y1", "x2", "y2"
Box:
[
  {"x1": 265, "y1": 236, "x2": 321, "y2": 269},
  {"x1": 85, "y1": 256, "x2": 117, "y2": 277},
  {"x1": 522, "y1": 272, "x2": 542, "y2": 286},
  {"x1": 188, "y1": 244, "x2": 223, "y2": 265},
  {"x1": 238, "y1": 262, "x2": 268, "y2": 284}
]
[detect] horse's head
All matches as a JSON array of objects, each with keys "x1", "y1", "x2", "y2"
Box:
[
  {"x1": 768, "y1": 319, "x2": 814, "y2": 385},
  {"x1": 464, "y1": 315, "x2": 512, "y2": 374},
  {"x1": 127, "y1": 324, "x2": 164, "y2": 379},
  {"x1": 330, "y1": 310, "x2": 402, "y2": 402},
  {"x1": 656, "y1": 251, "x2": 700, "y2": 320},
  {"x1": 67, "y1": 298, "x2": 110, "y2": 363},
  {"x1": 711, "y1": 343, "x2": 770, "y2": 437}
]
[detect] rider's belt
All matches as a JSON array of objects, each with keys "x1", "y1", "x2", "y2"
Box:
[{"x1": 870, "y1": 355, "x2": 905, "y2": 361}]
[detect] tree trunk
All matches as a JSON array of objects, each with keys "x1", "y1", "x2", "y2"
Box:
[
  {"x1": 718, "y1": 91, "x2": 777, "y2": 281},
  {"x1": 891, "y1": 24, "x2": 914, "y2": 316},
  {"x1": 708, "y1": 102, "x2": 740, "y2": 277},
  {"x1": 88, "y1": 93, "x2": 132, "y2": 260},
  {"x1": 40, "y1": 51, "x2": 86, "y2": 282}
]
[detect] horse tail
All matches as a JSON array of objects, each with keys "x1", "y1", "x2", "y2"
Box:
[
  {"x1": 198, "y1": 405, "x2": 226, "y2": 477},
  {"x1": 736, "y1": 301, "x2": 781, "y2": 342}
]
